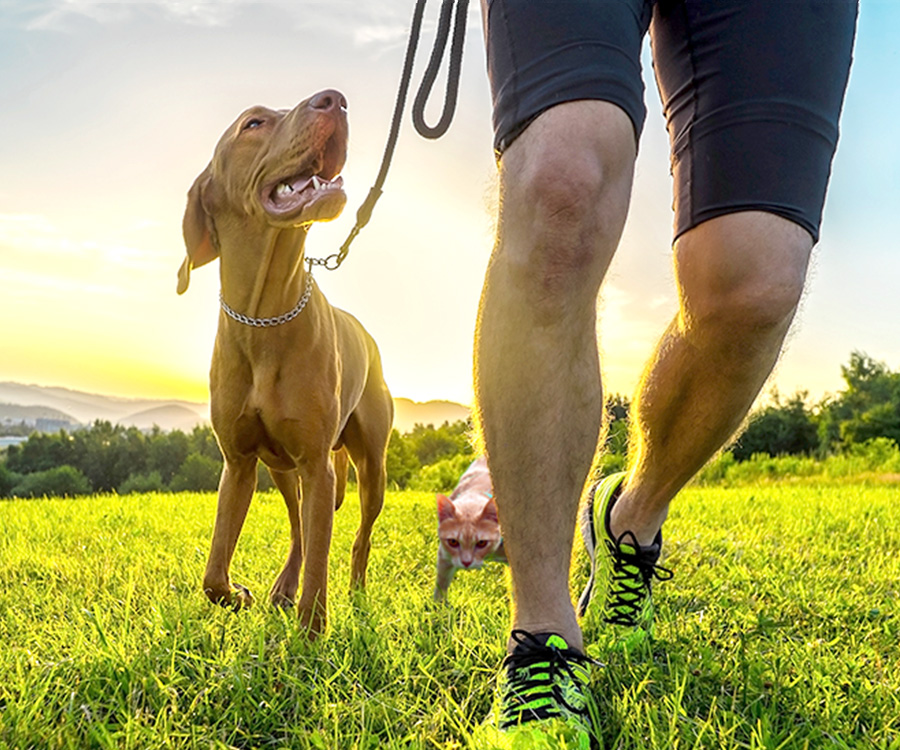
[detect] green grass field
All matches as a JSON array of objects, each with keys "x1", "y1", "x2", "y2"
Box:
[{"x1": 1, "y1": 483, "x2": 898, "y2": 749}]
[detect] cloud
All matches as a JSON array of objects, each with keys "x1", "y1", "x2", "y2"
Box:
[
  {"x1": 0, "y1": 214, "x2": 162, "y2": 274},
  {"x1": 353, "y1": 24, "x2": 409, "y2": 47},
  {"x1": 19, "y1": 0, "x2": 408, "y2": 32},
  {"x1": 25, "y1": 0, "x2": 133, "y2": 30},
  {"x1": 23, "y1": 0, "x2": 249, "y2": 31}
]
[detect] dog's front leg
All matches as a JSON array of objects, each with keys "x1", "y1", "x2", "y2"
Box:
[
  {"x1": 267, "y1": 467, "x2": 303, "y2": 608},
  {"x1": 296, "y1": 459, "x2": 336, "y2": 638},
  {"x1": 203, "y1": 457, "x2": 257, "y2": 609}
]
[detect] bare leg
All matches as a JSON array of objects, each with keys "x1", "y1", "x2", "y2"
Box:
[
  {"x1": 475, "y1": 101, "x2": 636, "y2": 652},
  {"x1": 612, "y1": 212, "x2": 813, "y2": 545}
]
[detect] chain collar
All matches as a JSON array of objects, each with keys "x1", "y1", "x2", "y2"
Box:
[{"x1": 219, "y1": 271, "x2": 314, "y2": 327}]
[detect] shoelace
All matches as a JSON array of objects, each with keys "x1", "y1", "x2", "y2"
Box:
[
  {"x1": 499, "y1": 630, "x2": 593, "y2": 728},
  {"x1": 604, "y1": 530, "x2": 674, "y2": 627}
]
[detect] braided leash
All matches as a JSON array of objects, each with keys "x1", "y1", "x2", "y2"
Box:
[{"x1": 306, "y1": 0, "x2": 469, "y2": 272}]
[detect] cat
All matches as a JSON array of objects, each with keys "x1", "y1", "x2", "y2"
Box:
[{"x1": 434, "y1": 456, "x2": 507, "y2": 600}]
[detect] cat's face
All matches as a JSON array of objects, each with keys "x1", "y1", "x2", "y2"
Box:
[{"x1": 437, "y1": 493, "x2": 502, "y2": 569}]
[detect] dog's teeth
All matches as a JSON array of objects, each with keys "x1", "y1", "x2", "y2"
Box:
[
  {"x1": 311, "y1": 175, "x2": 323, "y2": 191},
  {"x1": 276, "y1": 183, "x2": 293, "y2": 196}
]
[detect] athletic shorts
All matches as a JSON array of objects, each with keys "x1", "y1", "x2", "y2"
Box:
[{"x1": 482, "y1": 0, "x2": 858, "y2": 242}]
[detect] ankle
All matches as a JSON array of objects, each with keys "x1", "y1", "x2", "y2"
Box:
[
  {"x1": 508, "y1": 617, "x2": 583, "y2": 654},
  {"x1": 609, "y1": 487, "x2": 667, "y2": 548}
]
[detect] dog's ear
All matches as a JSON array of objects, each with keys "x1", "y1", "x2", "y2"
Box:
[{"x1": 178, "y1": 166, "x2": 217, "y2": 294}]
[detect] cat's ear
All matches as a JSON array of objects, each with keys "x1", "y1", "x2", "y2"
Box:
[
  {"x1": 437, "y1": 494, "x2": 456, "y2": 522},
  {"x1": 481, "y1": 497, "x2": 499, "y2": 524}
]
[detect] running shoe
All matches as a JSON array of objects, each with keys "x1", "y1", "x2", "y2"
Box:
[
  {"x1": 577, "y1": 472, "x2": 673, "y2": 638},
  {"x1": 472, "y1": 630, "x2": 596, "y2": 749}
]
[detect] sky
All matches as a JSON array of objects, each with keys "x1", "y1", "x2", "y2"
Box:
[{"x1": 1, "y1": 0, "x2": 898, "y2": 410}]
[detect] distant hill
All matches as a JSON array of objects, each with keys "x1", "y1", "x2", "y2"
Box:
[
  {"x1": 0, "y1": 382, "x2": 469, "y2": 435},
  {"x1": 0, "y1": 382, "x2": 208, "y2": 432},
  {"x1": 0, "y1": 402, "x2": 78, "y2": 424},
  {"x1": 118, "y1": 405, "x2": 208, "y2": 433},
  {"x1": 392, "y1": 398, "x2": 470, "y2": 434}
]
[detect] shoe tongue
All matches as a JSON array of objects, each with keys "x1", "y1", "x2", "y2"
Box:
[
  {"x1": 619, "y1": 534, "x2": 662, "y2": 561},
  {"x1": 544, "y1": 634, "x2": 570, "y2": 650}
]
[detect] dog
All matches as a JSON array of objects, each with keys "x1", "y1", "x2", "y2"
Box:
[{"x1": 177, "y1": 89, "x2": 393, "y2": 637}]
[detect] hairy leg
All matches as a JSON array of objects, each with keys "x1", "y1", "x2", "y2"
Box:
[
  {"x1": 475, "y1": 101, "x2": 636, "y2": 651},
  {"x1": 613, "y1": 212, "x2": 813, "y2": 544}
]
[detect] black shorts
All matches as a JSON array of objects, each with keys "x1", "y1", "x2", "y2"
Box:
[{"x1": 483, "y1": 0, "x2": 858, "y2": 241}]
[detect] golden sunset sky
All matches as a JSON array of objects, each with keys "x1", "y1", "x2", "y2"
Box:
[{"x1": 1, "y1": 1, "x2": 898, "y2": 409}]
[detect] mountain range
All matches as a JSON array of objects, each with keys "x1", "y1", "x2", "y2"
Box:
[{"x1": 0, "y1": 382, "x2": 469, "y2": 435}]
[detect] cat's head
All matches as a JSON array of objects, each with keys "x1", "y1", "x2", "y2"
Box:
[{"x1": 436, "y1": 493, "x2": 502, "y2": 569}]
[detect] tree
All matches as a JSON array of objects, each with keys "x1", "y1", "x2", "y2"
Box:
[
  {"x1": 188, "y1": 425, "x2": 223, "y2": 462},
  {"x1": 732, "y1": 391, "x2": 818, "y2": 461},
  {"x1": 147, "y1": 427, "x2": 189, "y2": 485},
  {"x1": 73, "y1": 421, "x2": 148, "y2": 493},
  {"x1": 12, "y1": 465, "x2": 92, "y2": 498},
  {"x1": 406, "y1": 420, "x2": 473, "y2": 466},
  {"x1": 818, "y1": 352, "x2": 900, "y2": 451},
  {"x1": 170, "y1": 453, "x2": 222, "y2": 492},
  {"x1": 5, "y1": 430, "x2": 77, "y2": 474},
  {"x1": 385, "y1": 429, "x2": 420, "y2": 489},
  {"x1": 0, "y1": 464, "x2": 22, "y2": 497}
]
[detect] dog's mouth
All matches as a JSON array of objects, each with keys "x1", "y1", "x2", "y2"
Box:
[
  {"x1": 260, "y1": 131, "x2": 347, "y2": 226},
  {"x1": 264, "y1": 172, "x2": 345, "y2": 220}
]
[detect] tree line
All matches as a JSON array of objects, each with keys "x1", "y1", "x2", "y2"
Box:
[
  {"x1": 0, "y1": 415, "x2": 476, "y2": 499},
  {"x1": 599, "y1": 351, "x2": 900, "y2": 472},
  {"x1": 2, "y1": 351, "x2": 899, "y2": 498}
]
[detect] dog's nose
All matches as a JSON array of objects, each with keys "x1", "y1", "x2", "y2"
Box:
[{"x1": 309, "y1": 89, "x2": 347, "y2": 114}]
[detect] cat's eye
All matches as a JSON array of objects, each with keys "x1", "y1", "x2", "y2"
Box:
[
  {"x1": 475, "y1": 540, "x2": 489, "y2": 549},
  {"x1": 446, "y1": 539, "x2": 460, "y2": 548}
]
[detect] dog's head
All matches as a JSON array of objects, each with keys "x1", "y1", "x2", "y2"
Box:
[{"x1": 178, "y1": 89, "x2": 349, "y2": 294}]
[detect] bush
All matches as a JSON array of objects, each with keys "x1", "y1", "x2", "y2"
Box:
[
  {"x1": 595, "y1": 451, "x2": 626, "y2": 477},
  {"x1": 694, "y1": 437, "x2": 900, "y2": 486},
  {"x1": 0, "y1": 464, "x2": 22, "y2": 497},
  {"x1": 11, "y1": 465, "x2": 92, "y2": 498},
  {"x1": 385, "y1": 429, "x2": 420, "y2": 489},
  {"x1": 118, "y1": 470, "x2": 167, "y2": 495},
  {"x1": 409, "y1": 454, "x2": 475, "y2": 493},
  {"x1": 169, "y1": 454, "x2": 222, "y2": 492}
]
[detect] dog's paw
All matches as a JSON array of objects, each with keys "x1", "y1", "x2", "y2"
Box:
[
  {"x1": 298, "y1": 601, "x2": 326, "y2": 640},
  {"x1": 205, "y1": 582, "x2": 255, "y2": 610},
  {"x1": 269, "y1": 591, "x2": 295, "y2": 610},
  {"x1": 231, "y1": 583, "x2": 255, "y2": 610}
]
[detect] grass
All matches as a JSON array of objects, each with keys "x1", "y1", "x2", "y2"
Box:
[{"x1": 0, "y1": 484, "x2": 898, "y2": 749}]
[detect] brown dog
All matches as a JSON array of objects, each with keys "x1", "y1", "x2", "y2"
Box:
[{"x1": 177, "y1": 89, "x2": 393, "y2": 637}]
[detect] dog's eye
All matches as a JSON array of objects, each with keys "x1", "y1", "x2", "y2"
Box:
[{"x1": 241, "y1": 118, "x2": 264, "y2": 132}]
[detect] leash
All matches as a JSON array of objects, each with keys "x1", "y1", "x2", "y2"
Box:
[{"x1": 306, "y1": 0, "x2": 469, "y2": 272}]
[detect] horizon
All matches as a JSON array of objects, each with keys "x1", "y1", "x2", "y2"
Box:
[
  {"x1": 0, "y1": 378, "x2": 474, "y2": 409},
  {"x1": 2, "y1": 2, "x2": 898, "y2": 410}
]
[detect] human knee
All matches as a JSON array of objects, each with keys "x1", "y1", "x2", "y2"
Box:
[
  {"x1": 498, "y1": 103, "x2": 635, "y2": 302},
  {"x1": 676, "y1": 212, "x2": 812, "y2": 332}
]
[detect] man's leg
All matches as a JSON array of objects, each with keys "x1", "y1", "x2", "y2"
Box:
[
  {"x1": 612, "y1": 211, "x2": 813, "y2": 545},
  {"x1": 474, "y1": 100, "x2": 636, "y2": 652}
]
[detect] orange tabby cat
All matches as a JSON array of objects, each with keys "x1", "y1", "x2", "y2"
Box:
[{"x1": 434, "y1": 456, "x2": 507, "y2": 600}]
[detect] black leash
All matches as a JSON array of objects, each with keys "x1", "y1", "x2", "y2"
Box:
[{"x1": 307, "y1": 0, "x2": 469, "y2": 272}]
